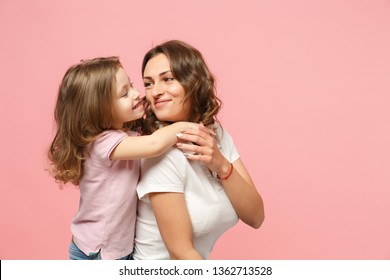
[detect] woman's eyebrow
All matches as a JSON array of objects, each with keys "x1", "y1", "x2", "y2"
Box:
[
  {"x1": 143, "y1": 70, "x2": 172, "y2": 80},
  {"x1": 159, "y1": 70, "x2": 172, "y2": 76}
]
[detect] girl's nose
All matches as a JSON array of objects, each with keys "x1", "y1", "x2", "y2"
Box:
[{"x1": 132, "y1": 88, "x2": 140, "y2": 99}]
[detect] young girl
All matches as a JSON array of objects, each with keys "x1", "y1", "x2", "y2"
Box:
[{"x1": 48, "y1": 56, "x2": 200, "y2": 260}]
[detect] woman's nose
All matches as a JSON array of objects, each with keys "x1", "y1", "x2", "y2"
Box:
[{"x1": 151, "y1": 82, "x2": 163, "y2": 97}]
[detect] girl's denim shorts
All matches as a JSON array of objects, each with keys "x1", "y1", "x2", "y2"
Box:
[{"x1": 69, "y1": 241, "x2": 133, "y2": 260}]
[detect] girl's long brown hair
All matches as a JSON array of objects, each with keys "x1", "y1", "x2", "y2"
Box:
[
  {"x1": 142, "y1": 40, "x2": 222, "y2": 134},
  {"x1": 48, "y1": 57, "x2": 140, "y2": 187}
]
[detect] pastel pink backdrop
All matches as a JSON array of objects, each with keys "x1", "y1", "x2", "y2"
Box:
[{"x1": 1, "y1": 0, "x2": 389, "y2": 259}]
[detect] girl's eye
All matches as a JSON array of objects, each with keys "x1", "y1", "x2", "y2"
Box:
[
  {"x1": 130, "y1": 82, "x2": 134, "y2": 88},
  {"x1": 122, "y1": 90, "x2": 128, "y2": 97}
]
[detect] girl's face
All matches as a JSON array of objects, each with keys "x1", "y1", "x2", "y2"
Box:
[
  {"x1": 113, "y1": 67, "x2": 144, "y2": 128},
  {"x1": 143, "y1": 54, "x2": 189, "y2": 122}
]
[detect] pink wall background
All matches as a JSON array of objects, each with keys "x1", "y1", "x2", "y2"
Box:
[{"x1": 1, "y1": 0, "x2": 389, "y2": 260}]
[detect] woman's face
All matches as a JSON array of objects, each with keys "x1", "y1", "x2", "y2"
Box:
[{"x1": 143, "y1": 54, "x2": 189, "y2": 122}]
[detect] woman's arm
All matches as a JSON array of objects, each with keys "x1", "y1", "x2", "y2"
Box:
[
  {"x1": 148, "y1": 192, "x2": 203, "y2": 260},
  {"x1": 215, "y1": 158, "x2": 265, "y2": 229},
  {"x1": 110, "y1": 122, "x2": 199, "y2": 160},
  {"x1": 176, "y1": 125, "x2": 265, "y2": 229}
]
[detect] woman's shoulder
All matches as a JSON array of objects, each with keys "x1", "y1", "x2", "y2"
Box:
[
  {"x1": 138, "y1": 148, "x2": 187, "y2": 199},
  {"x1": 212, "y1": 123, "x2": 240, "y2": 162},
  {"x1": 141, "y1": 147, "x2": 187, "y2": 170},
  {"x1": 212, "y1": 123, "x2": 234, "y2": 144}
]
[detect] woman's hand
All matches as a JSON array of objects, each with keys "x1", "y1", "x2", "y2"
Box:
[
  {"x1": 176, "y1": 123, "x2": 230, "y2": 176},
  {"x1": 177, "y1": 123, "x2": 265, "y2": 229}
]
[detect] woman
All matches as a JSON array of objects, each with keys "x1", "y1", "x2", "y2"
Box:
[{"x1": 133, "y1": 40, "x2": 265, "y2": 260}]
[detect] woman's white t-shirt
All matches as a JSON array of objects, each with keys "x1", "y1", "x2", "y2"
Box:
[{"x1": 133, "y1": 125, "x2": 239, "y2": 259}]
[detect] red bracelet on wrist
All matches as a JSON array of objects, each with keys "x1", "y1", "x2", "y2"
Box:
[{"x1": 217, "y1": 163, "x2": 234, "y2": 180}]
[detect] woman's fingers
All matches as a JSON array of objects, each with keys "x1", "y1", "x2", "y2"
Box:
[
  {"x1": 199, "y1": 123, "x2": 217, "y2": 136},
  {"x1": 176, "y1": 142, "x2": 213, "y2": 157},
  {"x1": 178, "y1": 129, "x2": 215, "y2": 148},
  {"x1": 177, "y1": 141, "x2": 224, "y2": 172},
  {"x1": 182, "y1": 152, "x2": 213, "y2": 163},
  {"x1": 181, "y1": 123, "x2": 216, "y2": 139},
  {"x1": 177, "y1": 123, "x2": 220, "y2": 165},
  {"x1": 177, "y1": 134, "x2": 211, "y2": 148}
]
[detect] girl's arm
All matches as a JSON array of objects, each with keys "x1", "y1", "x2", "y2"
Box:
[
  {"x1": 110, "y1": 122, "x2": 198, "y2": 160},
  {"x1": 148, "y1": 192, "x2": 203, "y2": 260},
  {"x1": 176, "y1": 125, "x2": 265, "y2": 229}
]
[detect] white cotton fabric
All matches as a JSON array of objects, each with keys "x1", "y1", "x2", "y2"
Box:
[{"x1": 133, "y1": 124, "x2": 239, "y2": 259}]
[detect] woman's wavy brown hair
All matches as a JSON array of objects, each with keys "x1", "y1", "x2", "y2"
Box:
[
  {"x1": 48, "y1": 57, "x2": 141, "y2": 187},
  {"x1": 142, "y1": 40, "x2": 222, "y2": 133}
]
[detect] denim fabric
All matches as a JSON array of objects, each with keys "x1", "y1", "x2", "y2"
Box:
[{"x1": 68, "y1": 241, "x2": 132, "y2": 260}]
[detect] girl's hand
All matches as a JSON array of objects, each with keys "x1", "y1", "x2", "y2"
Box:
[{"x1": 176, "y1": 123, "x2": 229, "y2": 175}]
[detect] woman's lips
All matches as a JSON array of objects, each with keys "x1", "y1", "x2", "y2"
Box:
[{"x1": 154, "y1": 99, "x2": 170, "y2": 108}]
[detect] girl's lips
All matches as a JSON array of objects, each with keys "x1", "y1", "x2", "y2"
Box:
[{"x1": 132, "y1": 101, "x2": 143, "y2": 110}]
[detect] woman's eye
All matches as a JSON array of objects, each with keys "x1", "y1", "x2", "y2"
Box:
[
  {"x1": 164, "y1": 77, "x2": 174, "y2": 82},
  {"x1": 144, "y1": 82, "x2": 152, "y2": 88}
]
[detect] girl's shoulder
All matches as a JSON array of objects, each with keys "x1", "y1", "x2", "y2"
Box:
[
  {"x1": 94, "y1": 129, "x2": 138, "y2": 144},
  {"x1": 99, "y1": 129, "x2": 138, "y2": 138},
  {"x1": 88, "y1": 130, "x2": 132, "y2": 156}
]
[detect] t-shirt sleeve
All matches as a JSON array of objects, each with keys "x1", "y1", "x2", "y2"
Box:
[
  {"x1": 137, "y1": 148, "x2": 186, "y2": 200},
  {"x1": 92, "y1": 130, "x2": 129, "y2": 166},
  {"x1": 217, "y1": 126, "x2": 240, "y2": 163}
]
